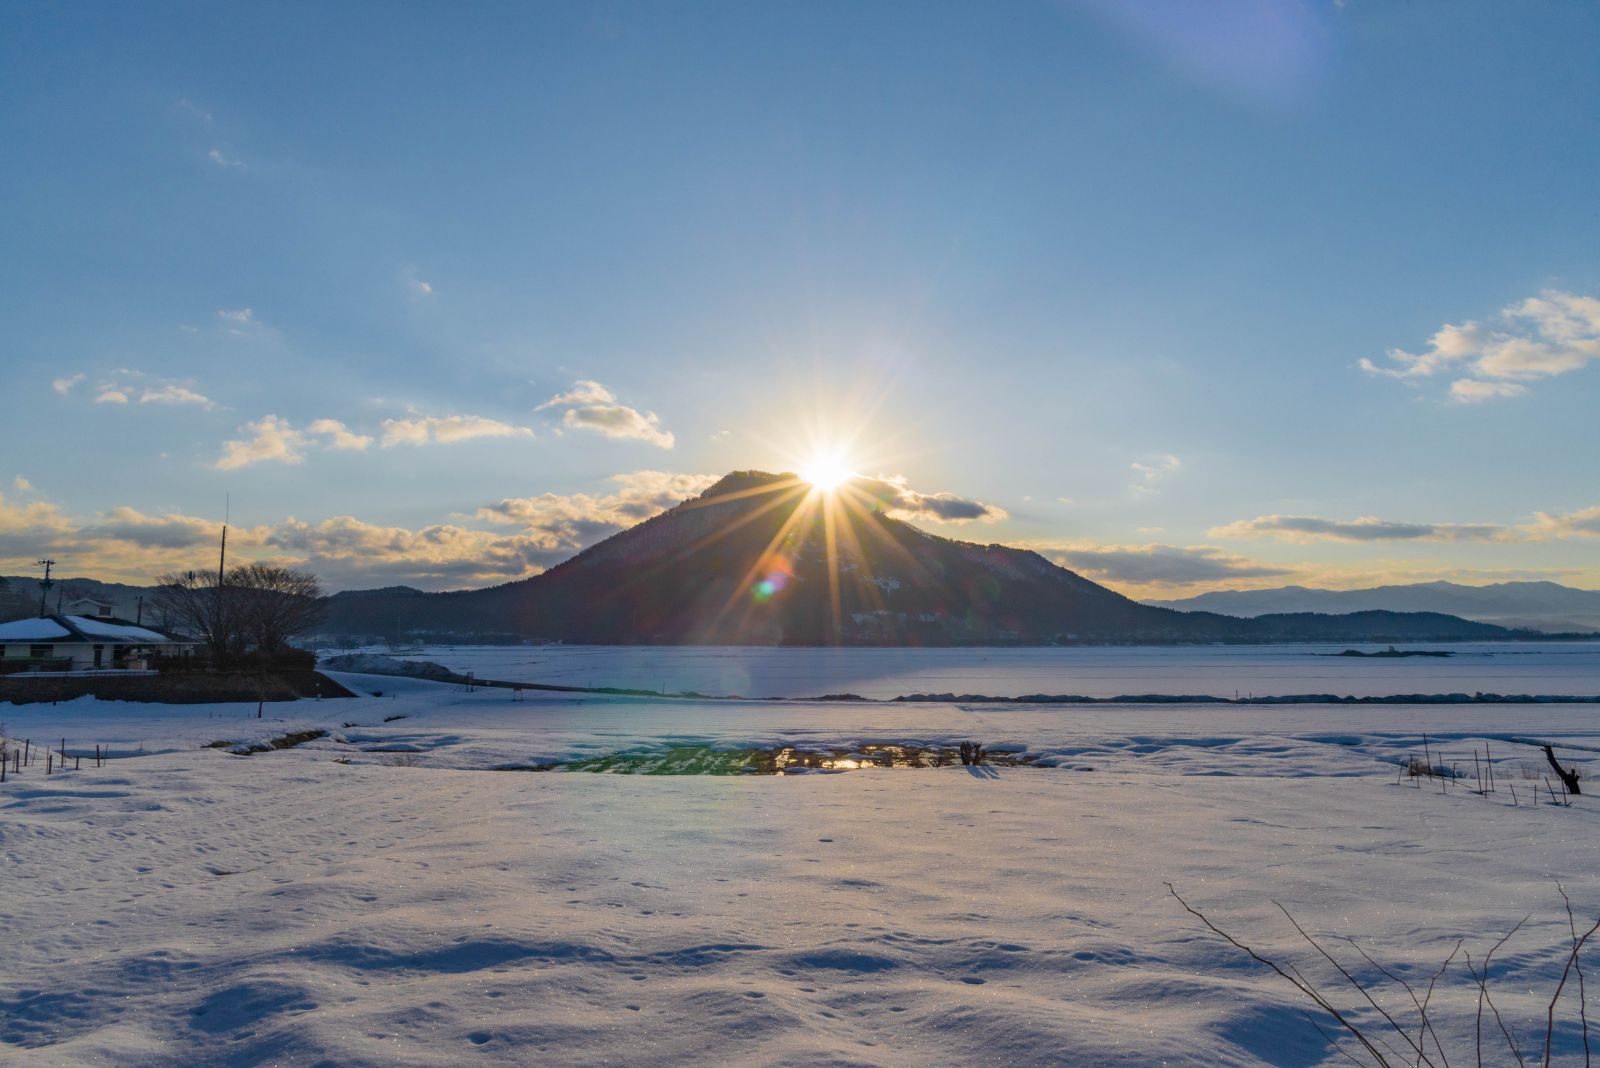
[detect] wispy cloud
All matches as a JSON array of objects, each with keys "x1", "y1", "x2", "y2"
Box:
[
  {"x1": 207, "y1": 147, "x2": 244, "y2": 169},
  {"x1": 176, "y1": 98, "x2": 213, "y2": 124},
  {"x1": 1524, "y1": 505, "x2": 1600, "y2": 540},
  {"x1": 137, "y1": 384, "x2": 214, "y2": 408},
  {"x1": 1362, "y1": 289, "x2": 1600, "y2": 402},
  {"x1": 63, "y1": 371, "x2": 215, "y2": 409},
  {"x1": 1131, "y1": 454, "x2": 1181, "y2": 494},
  {"x1": 214, "y1": 413, "x2": 526, "y2": 468},
  {"x1": 1042, "y1": 542, "x2": 1293, "y2": 587},
  {"x1": 1210, "y1": 514, "x2": 1514, "y2": 543},
  {"x1": 379, "y1": 415, "x2": 534, "y2": 447},
  {"x1": 538, "y1": 380, "x2": 674, "y2": 448},
  {"x1": 216, "y1": 307, "x2": 267, "y2": 336},
  {"x1": 479, "y1": 471, "x2": 719, "y2": 550}
]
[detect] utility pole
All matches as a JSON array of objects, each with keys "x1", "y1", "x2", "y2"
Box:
[{"x1": 35, "y1": 558, "x2": 55, "y2": 618}]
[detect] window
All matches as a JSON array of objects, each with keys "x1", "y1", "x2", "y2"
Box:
[{"x1": 29, "y1": 644, "x2": 53, "y2": 658}]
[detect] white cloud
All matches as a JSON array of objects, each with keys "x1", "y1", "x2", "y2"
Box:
[
  {"x1": 853, "y1": 475, "x2": 1008, "y2": 524},
  {"x1": 307, "y1": 419, "x2": 374, "y2": 451},
  {"x1": 1210, "y1": 514, "x2": 1514, "y2": 543},
  {"x1": 138, "y1": 384, "x2": 215, "y2": 408},
  {"x1": 561, "y1": 406, "x2": 674, "y2": 448},
  {"x1": 537, "y1": 380, "x2": 616, "y2": 410},
  {"x1": 215, "y1": 416, "x2": 307, "y2": 470},
  {"x1": 379, "y1": 415, "x2": 534, "y2": 447},
  {"x1": 207, "y1": 147, "x2": 244, "y2": 169},
  {"x1": 1131, "y1": 454, "x2": 1181, "y2": 494},
  {"x1": 69, "y1": 371, "x2": 215, "y2": 410},
  {"x1": 409, "y1": 278, "x2": 433, "y2": 296},
  {"x1": 538, "y1": 380, "x2": 675, "y2": 448},
  {"x1": 1363, "y1": 289, "x2": 1600, "y2": 402}
]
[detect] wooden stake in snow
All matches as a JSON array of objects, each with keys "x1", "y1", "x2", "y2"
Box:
[{"x1": 1542, "y1": 745, "x2": 1582, "y2": 796}]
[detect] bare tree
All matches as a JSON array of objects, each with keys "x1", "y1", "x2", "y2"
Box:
[
  {"x1": 154, "y1": 564, "x2": 324, "y2": 664},
  {"x1": 228, "y1": 563, "x2": 326, "y2": 652},
  {"x1": 155, "y1": 569, "x2": 246, "y2": 664}
]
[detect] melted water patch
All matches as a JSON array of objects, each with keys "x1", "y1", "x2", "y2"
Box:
[{"x1": 498, "y1": 744, "x2": 1041, "y2": 776}]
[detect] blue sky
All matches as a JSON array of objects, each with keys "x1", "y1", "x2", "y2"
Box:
[{"x1": 3, "y1": 1, "x2": 1598, "y2": 594}]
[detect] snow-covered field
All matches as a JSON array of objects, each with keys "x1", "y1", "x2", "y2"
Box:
[
  {"x1": 4, "y1": 673, "x2": 1600, "y2": 1065},
  {"x1": 367, "y1": 640, "x2": 1600, "y2": 699}
]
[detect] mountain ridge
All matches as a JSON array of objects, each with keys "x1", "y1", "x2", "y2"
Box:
[
  {"x1": 1148, "y1": 580, "x2": 1600, "y2": 634},
  {"x1": 313, "y1": 472, "x2": 1543, "y2": 645}
]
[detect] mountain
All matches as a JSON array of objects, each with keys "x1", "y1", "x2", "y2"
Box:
[
  {"x1": 0, "y1": 575, "x2": 158, "y2": 623},
  {"x1": 319, "y1": 472, "x2": 1527, "y2": 645},
  {"x1": 1148, "y1": 581, "x2": 1600, "y2": 634}
]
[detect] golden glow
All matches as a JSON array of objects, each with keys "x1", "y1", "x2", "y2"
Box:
[{"x1": 800, "y1": 452, "x2": 854, "y2": 493}]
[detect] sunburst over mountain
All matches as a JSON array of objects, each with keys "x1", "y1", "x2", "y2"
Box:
[{"x1": 321, "y1": 472, "x2": 1523, "y2": 645}]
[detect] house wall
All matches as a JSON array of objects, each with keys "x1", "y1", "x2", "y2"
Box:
[{"x1": 0, "y1": 642, "x2": 172, "y2": 671}]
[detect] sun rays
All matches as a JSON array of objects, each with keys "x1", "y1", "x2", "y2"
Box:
[{"x1": 669, "y1": 461, "x2": 948, "y2": 645}]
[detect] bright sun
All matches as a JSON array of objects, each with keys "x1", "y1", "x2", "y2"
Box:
[{"x1": 800, "y1": 453, "x2": 854, "y2": 492}]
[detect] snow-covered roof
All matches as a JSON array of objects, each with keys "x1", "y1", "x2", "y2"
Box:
[
  {"x1": 64, "y1": 615, "x2": 175, "y2": 642},
  {"x1": 0, "y1": 617, "x2": 72, "y2": 641},
  {"x1": 0, "y1": 615, "x2": 194, "y2": 645}
]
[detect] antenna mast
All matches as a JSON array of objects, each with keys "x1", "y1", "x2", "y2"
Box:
[{"x1": 218, "y1": 493, "x2": 230, "y2": 585}]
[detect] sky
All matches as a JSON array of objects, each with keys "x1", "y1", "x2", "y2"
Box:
[{"x1": 2, "y1": 1, "x2": 1598, "y2": 598}]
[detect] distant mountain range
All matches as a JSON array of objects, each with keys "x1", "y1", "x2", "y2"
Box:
[
  {"x1": 1148, "y1": 581, "x2": 1600, "y2": 634},
  {"x1": 313, "y1": 472, "x2": 1548, "y2": 645}
]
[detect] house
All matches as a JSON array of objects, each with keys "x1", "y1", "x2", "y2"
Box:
[
  {"x1": 0, "y1": 614, "x2": 199, "y2": 674},
  {"x1": 62, "y1": 595, "x2": 118, "y2": 618}
]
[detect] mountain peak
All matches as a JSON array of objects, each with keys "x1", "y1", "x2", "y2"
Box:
[{"x1": 696, "y1": 470, "x2": 797, "y2": 501}]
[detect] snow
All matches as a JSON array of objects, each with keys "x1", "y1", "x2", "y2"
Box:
[
  {"x1": 0, "y1": 618, "x2": 71, "y2": 641},
  {"x1": 61, "y1": 616, "x2": 173, "y2": 642},
  {"x1": 4, "y1": 672, "x2": 1600, "y2": 1064}
]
